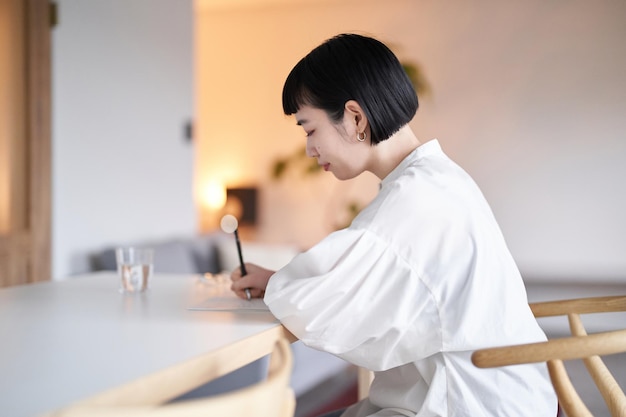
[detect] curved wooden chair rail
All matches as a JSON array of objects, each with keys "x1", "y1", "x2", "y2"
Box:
[
  {"x1": 472, "y1": 295, "x2": 626, "y2": 417},
  {"x1": 47, "y1": 336, "x2": 296, "y2": 417}
]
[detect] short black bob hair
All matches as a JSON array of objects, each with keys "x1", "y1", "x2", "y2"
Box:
[{"x1": 282, "y1": 33, "x2": 418, "y2": 145}]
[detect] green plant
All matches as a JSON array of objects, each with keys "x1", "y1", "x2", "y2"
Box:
[
  {"x1": 402, "y1": 61, "x2": 431, "y2": 98},
  {"x1": 271, "y1": 146, "x2": 320, "y2": 180}
]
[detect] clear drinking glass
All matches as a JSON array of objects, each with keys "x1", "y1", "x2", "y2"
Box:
[{"x1": 115, "y1": 247, "x2": 154, "y2": 293}]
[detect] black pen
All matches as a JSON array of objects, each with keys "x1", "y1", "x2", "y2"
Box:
[
  {"x1": 220, "y1": 214, "x2": 252, "y2": 300},
  {"x1": 233, "y1": 228, "x2": 251, "y2": 300}
]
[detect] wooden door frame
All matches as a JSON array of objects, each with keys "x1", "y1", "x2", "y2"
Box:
[
  {"x1": 26, "y1": 0, "x2": 52, "y2": 284},
  {"x1": 0, "y1": 0, "x2": 51, "y2": 286}
]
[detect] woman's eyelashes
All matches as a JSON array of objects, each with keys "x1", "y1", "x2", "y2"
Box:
[{"x1": 305, "y1": 130, "x2": 315, "y2": 137}]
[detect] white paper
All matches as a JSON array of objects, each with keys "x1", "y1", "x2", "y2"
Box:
[{"x1": 189, "y1": 295, "x2": 269, "y2": 311}]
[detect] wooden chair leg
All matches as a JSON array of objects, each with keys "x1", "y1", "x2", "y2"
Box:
[{"x1": 547, "y1": 359, "x2": 592, "y2": 417}]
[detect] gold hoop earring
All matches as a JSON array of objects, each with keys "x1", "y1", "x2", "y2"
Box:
[{"x1": 357, "y1": 131, "x2": 367, "y2": 142}]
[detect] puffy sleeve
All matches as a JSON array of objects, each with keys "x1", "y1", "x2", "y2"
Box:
[{"x1": 264, "y1": 227, "x2": 442, "y2": 371}]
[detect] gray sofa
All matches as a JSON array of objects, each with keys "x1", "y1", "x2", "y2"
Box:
[{"x1": 91, "y1": 232, "x2": 350, "y2": 398}]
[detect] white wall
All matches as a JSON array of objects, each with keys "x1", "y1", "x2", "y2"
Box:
[
  {"x1": 49, "y1": 0, "x2": 626, "y2": 282},
  {"x1": 196, "y1": 0, "x2": 626, "y2": 282},
  {"x1": 52, "y1": 0, "x2": 196, "y2": 279}
]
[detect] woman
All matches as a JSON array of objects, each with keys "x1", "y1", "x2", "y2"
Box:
[{"x1": 231, "y1": 33, "x2": 557, "y2": 417}]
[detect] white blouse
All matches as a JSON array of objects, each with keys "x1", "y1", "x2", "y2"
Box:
[{"x1": 265, "y1": 140, "x2": 557, "y2": 416}]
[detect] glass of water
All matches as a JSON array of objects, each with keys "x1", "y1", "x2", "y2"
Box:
[{"x1": 115, "y1": 247, "x2": 154, "y2": 293}]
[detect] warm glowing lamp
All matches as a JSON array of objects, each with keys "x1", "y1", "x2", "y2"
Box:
[
  {"x1": 201, "y1": 179, "x2": 227, "y2": 210},
  {"x1": 198, "y1": 179, "x2": 227, "y2": 232}
]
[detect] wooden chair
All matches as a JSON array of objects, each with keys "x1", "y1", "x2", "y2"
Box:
[
  {"x1": 472, "y1": 295, "x2": 626, "y2": 417},
  {"x1": 47, "y1": 337, "x2": 295, "y2": 417}
]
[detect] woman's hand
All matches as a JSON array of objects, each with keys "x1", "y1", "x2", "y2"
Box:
[{"x1": 230, "y1": 263, "x2": 275, "y2": 299}]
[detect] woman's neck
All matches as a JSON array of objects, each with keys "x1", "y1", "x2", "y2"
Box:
[{"x1": 368, "y1": 125, "x2": 421, "y2": 180}]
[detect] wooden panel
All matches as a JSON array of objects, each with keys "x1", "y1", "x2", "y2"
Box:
[
  {"x1": 0, "y1": 0, "x2": 50, "y2": 287},
  {"x1": 0, "y1": 0, "x2": 26, "y2": 234},
  {"x1": 0, "y1": 232, "x2": 31, "y2": 286},
  {"x1": 25, "y1": 0, "x2": 52, "y2": 283}
]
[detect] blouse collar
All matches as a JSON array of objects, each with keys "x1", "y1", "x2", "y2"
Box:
[{"x1": 381, "y1": 139, "x2": 443, "y2": 187}]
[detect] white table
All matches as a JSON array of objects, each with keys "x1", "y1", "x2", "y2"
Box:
[{"x1": 0, "y1": 272, "x2": 291, "y2": 417}]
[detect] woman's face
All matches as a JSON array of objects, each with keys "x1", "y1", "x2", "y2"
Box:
[{"x1": 294, "y1": 105, "x2": 368, "y2": 181}]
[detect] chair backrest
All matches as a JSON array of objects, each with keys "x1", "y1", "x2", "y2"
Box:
[
  {"x1": 49, "y1": 337, "x2": 295, "y2": 417},
  {"x1": 472, "y1": 295, "x2": 626, "y2": 417}
]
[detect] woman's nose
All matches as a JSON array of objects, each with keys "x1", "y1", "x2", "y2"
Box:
[{"x1": 305, "y1": 140, "x2": 318, "y2": 158}]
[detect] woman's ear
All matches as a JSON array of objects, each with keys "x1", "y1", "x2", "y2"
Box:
[{"x1": 344, "y1": 100, "x2": 368, "y2": 132}]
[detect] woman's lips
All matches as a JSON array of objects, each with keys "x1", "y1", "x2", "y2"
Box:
[{"x1": 322, "y1": 163, "x2": 330, "y2": 171}]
